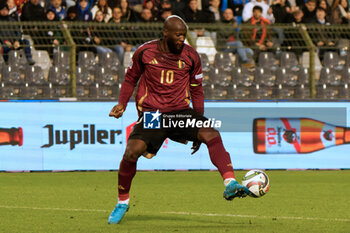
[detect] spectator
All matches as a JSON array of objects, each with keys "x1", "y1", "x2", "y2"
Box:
[
  {"x1": 242, "y1": 0, "x2": 274, "y2": 23},
  {"x1": 159, "y1": 8, "x2": 172, "y2": 21},
  {"x1": 66, "y1": 6, "x2": 95, "y2": 56},
  {"x1": 138, "y1": 7, "x2": 155, "y2": 22},
  {"x1": 184, "y1": 0, "x2": 214, "y2": 23},
  {"x1": 331, "y1": 0, "x2": 350, "y2": 24},
  {"x1": 208, "y1": 0, "x2": 223, "y2": 22},
  {"x1": 222, "y1": 6, "x2": 237, "y2": 24},
  {"x1": 109, "y1": 6, "x2": 136, "y2": 63},
  {"x1": 292, "y1": 8, "x2": 304, "y2": 24},
  {"x1": 143, "y1": 0, "x2": 155, "y2": 10},
  {"x1": 184, "y1": 0, "x2": 215, "y2": 42},
  {"x1": 160, "y1": 0, "x2": 173, "y2": 12},
  {"x1": 318, "y1": 0, "x2": 331, "y2": 20},
  {"x1": 91, "y1": 10, "x2": 114, "y2": 54},
  {"x1": 7, "y1": 0, "x2": 20, "y2": 21},
  {"x1": 48, "y1": 0, "x2": 66, "y2": 20},
  {"x1": 227, "y1": 0, "x2": 249, "y2": 24},
  {"x1": 109, "y1": 5, "x2": 126, "y2": 23},
  {"x1": 314, "y1": 7, "x2": 335, "y2": 59},
  {"x1": 143, "y1": 0, "x2": 159, "y2": 19},
  {"x1": 21, "y1": 0, "x2": 46, "y2": 51},
  {"x1": 241, "y1": 6, "x2": 274, "y2": 60},
  {"x1": 316, "y1": 6, "x2": 331, "y2": 25},
  {"x1": 135, "y1": 8, "x2": 159, "y2": 43},
  {"x1": 12, "y1": 0, "x2": 26, "y2": 15},
  {"x1": 198, "y1": 0, "x2": 211, "y2": 11},
  {"x1": 302, "y1": 0, "x2": 317, "y2": 23},
  {"x1": 66, "y1": 5, "x2": 79, "y2": 21},
  {"x1": 91, "y1": 0, "x2": 112, "y2": 22},
  {"x1": 125, "y1": 0, "x2": 143, "y2": 13},
  {"x1": 77, "y1": 0, "x2": 92, "y2": 21},
  {"x1": 220, "y1": 8, "x2": 255, "y2": 68},
  {"x1": 120, "y1": 0, "x2": 137, "y2": 22},
  {"x1": 282, "y1": 8, "x2": 305, "y2": 57},
  {"x1": 161, "y1": 0, "x2": 184, "y2": 19},
  {"x1": 0, "y1": 2, "x2": 35, "y2": 65},
  {"x1": 38, "y1": 9, "x2": 63, "y2": 57},
  {"x1": 21, "y1": 0, "x2": 46, "y2": 21},
  {"x1": 271, "y1": 0, "x2": 294, "y2": 23},
  {"x1": 170, "y1": 0, "x2": 186, "y2": 17}
]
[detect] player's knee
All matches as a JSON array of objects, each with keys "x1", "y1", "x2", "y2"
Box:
[
  {"x1": 123, "y1": 140, "x2": 146, "y2": 161},
  {"x1": 198, "y1": 128, "x2": 220, "y2": 144},
  {"x1": 123, "y1": 147, "x2": 142, "y2": 161}
]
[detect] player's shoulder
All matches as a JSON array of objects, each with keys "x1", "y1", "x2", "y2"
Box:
[
  {"x1": 136, "y1": 39, "x2": 159, "y2": 52},
  {"x1": 182, "y1": 43, "x2": 201, "y2": 61},
  {"x1": 183, "y1": 43, "x2": 199, "y2": 55}
]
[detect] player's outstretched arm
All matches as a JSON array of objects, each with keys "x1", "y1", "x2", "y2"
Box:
[{"x1": 109, "y1": 104, "x2": 124, "y2": 119}]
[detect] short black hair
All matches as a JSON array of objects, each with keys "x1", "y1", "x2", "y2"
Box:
[
  {"x1": 0, "y1": 2, "x2": 9, "y2": 10},
  {"x1": 67, "y1": 6, "x2": 78, "y2": 15},
  {"x1": 252, "y1": 6, "x2": 263, "y2": 12},
  {"x1": 316, "y1": 7, "x2": 326, "y2": 13},
  {"x1": 46, "y1": 8, "x2": 56, "y2": 15}
]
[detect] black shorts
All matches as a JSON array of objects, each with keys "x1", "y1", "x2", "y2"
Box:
[{"x1": 128, "y1": 108, "x2": 208, "y2": 154}]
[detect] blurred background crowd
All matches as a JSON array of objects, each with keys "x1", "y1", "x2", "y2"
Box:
[
  {"x1": 1, "y1": 0, "x2": 350, "y2": 100},
  {"x1": 1, "y1": 0, "x2": 349, "y2": 27}
]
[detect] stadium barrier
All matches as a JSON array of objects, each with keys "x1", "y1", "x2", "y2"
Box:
[{"x1": 1, "y1": 22, "x2": 350, "y2": 100}]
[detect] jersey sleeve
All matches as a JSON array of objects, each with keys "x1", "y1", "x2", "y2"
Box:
[
  {"x1": 189, "y1": 51, "x2": 204, "y2": 115},
  {"x1": 118, "y1": 46, "x2": 146, "y2": 110}
]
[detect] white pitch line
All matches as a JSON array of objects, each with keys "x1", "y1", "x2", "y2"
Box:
[
  {"x1": 1, "y1": 206, "x2": 349, "y2": 223},
  {"x1": 0, "y1": 205, "x2": 109, "y2": 213},
  {"x1": 162, "y1": 211, "x2": 350, "y2": 222}
]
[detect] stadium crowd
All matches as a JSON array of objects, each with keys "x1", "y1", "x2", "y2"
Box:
[
  {"x1": 0, "y1": 0, "x2": 349, "y2": 66},
  {"x1": 0, "y1": 0, "x2": 348, "y2": 25}
]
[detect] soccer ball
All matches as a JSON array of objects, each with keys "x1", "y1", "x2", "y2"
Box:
[{"x1": 242, "y1": 170, "x2": 270, "y2": 198}]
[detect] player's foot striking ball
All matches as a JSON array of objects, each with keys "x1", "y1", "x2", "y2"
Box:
[
  {"x1": 108, "y1": 15, "x2": 249, "y2": 224},
  {"x1": 223, "y1": 180, "x2": 250, "y2": 200}
]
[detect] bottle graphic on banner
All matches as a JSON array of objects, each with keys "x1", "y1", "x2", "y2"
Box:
[
  {"x1": 253, "y1": 118, "x2": 350, "y2": 153},
  {"x1": 0, "y1": 127, "x2": 23, "y2": 146}
]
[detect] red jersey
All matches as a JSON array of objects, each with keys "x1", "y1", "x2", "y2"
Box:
[{"x1": 118, "y1": 40, "x2": 204, "y2": 114}]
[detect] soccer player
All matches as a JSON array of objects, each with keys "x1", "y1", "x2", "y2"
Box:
[{"x1": 108, "y1": 15, "x2": 249, "y2": 224}]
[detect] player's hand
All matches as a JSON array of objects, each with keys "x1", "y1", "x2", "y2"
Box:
[
  {"x1": 109, "y1": 104, "x2": 124, "y2": 119},
  {"x1": 191, "y1": 141, "x2": 201, "y2": 155}
]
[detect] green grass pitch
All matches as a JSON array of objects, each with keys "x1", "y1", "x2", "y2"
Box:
[{"x1": 0, "y1": 170, "x2": 349, "y2": 233}]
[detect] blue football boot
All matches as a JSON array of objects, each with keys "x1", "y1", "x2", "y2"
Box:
[
  {"x1": 223, "y1": 180, "x2": 250, "y2": 200},
  {"x1": 108, "y1": 203, "x2": 129, "y2": 224}
]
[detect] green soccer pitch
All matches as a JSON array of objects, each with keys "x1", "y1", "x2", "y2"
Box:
[{"x1": 0, "y1": 170, "x2": 349, "y2": 233}]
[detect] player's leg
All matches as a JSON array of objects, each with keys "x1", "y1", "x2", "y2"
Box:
[
  {"x1": 197, "y1": 128, "x2": 249, "y2": 200},
  {"x1": 118, "y1": 139, "x2": 147, "y2": 203},
  {"x1": 108, "y1": 139, "x2": 147, "y2": 224},
  {"x1": 198, "y1": 128, "x2": 234, "y2": 179},
  {"x1": 109, "y1": 115, "x2": 167, "y2": 224},
  {"x1": 167, "y1": 109, "x2": 249, "y2": 200}
]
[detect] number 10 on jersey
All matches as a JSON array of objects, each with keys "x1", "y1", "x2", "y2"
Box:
[{"x1": 160, "y1": 70, "x2": 174, "y2": 84}]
